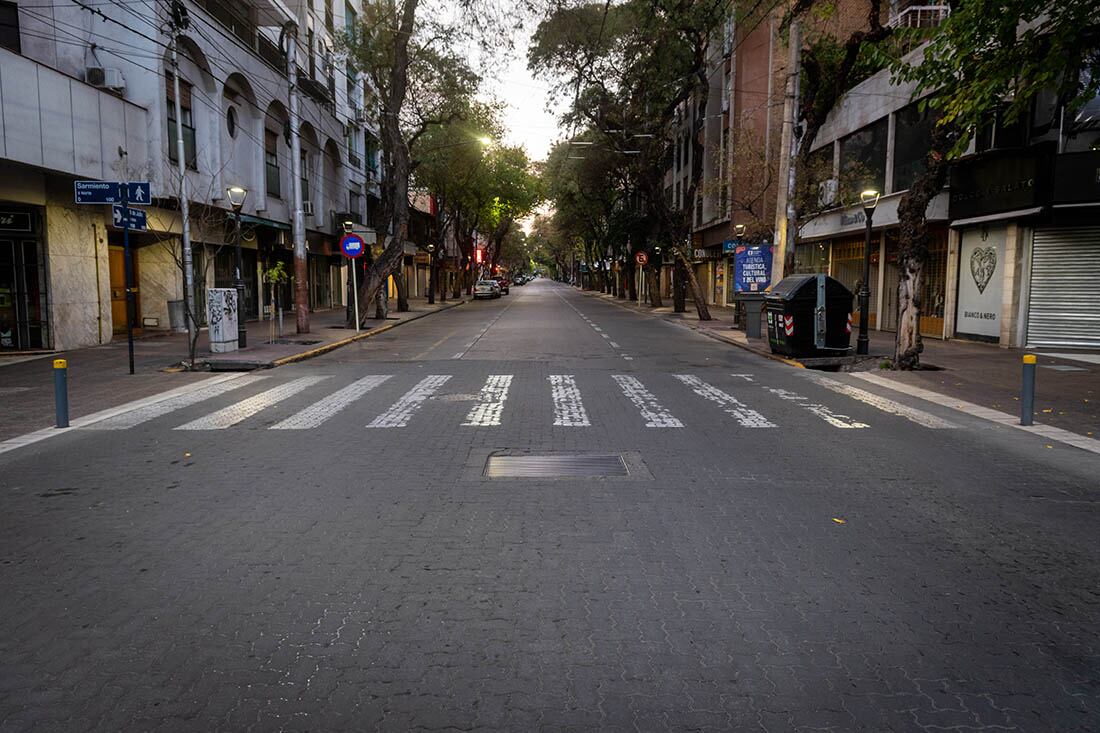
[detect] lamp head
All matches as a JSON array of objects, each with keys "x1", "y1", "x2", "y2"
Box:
[
  {"x1": 226, "y1": 185, "x2": 248, "y2": 211},
  {"x1": 860, "y1": 189, "x2": 881, "y2": 211},
  {"x1": 426, "y1": 243, "x2": 436, "y2": 253},
  {"x1": 342, "y1": 220, "x2": 354, "y2": 234},
  {"x1": 734, "y1": 223, "x2": 746, "y2": 237}
]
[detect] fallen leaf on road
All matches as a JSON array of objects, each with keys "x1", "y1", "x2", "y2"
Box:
[
  {"x1": 1045, "y1": 445, "x2": 1053, "y2": 449},
  {"x1": 184, "y1": 452, "x2": 192, "y2": 458},
  {"x1": 831, "y1": 517, "x2": 846, "y2": 524},
  {"x1": 1042, "y1": 409, "x2": 1053, "y2": 413}
]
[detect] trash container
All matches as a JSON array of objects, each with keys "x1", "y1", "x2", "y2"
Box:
[
  {"x1": 765, "y1": 274, "x2": 853, "y2": 357},
  {"x1": 733, "y1": 292, "x2": 767, "y2": 339},
  {"x1": 167, "y1": 299, "x2": 186, "y2": 332}
]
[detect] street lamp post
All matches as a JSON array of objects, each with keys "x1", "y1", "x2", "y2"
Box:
[
  {"x1": 226, "y1": 185, "x2": 248, "y2": 348},
  {"x1": 857, "y1": 189, "x2": 881, "y2": 356}
]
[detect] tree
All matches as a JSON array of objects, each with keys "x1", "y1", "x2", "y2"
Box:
[
  {"x1": 530, "y1": 0, "x2": 734, "y2": 320},
  {"x1": 887, "y1": 0, "x2": 1100, "y2": 368},
  {"x1": 344, "y1": 0, "x2": 497, "y2": 326}
]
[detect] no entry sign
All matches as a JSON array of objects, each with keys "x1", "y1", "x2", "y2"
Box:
[
  {"x1": 340, "y1": 233, "x2": 365, "y2": 258},
  {"x1": 635, "y1": 251, "x2": 649, "y2": 266}
]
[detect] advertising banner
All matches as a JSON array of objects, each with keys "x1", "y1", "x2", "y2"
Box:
[
  {"x1": 956, "y1": 225, "x2": 1005, "y2": 339},
  {"x1": 734, "y1": 244, "x2": 774, "y2": 293}
]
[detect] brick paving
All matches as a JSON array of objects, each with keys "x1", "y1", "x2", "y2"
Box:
[{"x1": 0, "y1": 282, "x2": 1097, "y2": 730}]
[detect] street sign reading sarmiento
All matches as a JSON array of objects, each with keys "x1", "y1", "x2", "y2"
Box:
[{"x1": 74, "y1": 181, "x2": 151, "y2": 205}]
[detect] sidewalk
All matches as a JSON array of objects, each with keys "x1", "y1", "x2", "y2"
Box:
[
  {"x1": 0, "y1": 299, "x2": 463, "y2": 442},
  {"x1": 579, "y1": 287, "x2": 1100, "y2": 440}
]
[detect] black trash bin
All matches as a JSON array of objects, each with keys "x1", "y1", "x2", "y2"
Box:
[{"x1": 765, "y1": 274, "x2": 853, "y2": 357}]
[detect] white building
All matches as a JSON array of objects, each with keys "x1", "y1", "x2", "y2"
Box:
[{"x1": 0, "y1": 0, "x2": 382, "y2": 351}]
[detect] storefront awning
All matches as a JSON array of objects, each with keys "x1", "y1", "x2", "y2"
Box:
[
  {"x1": 239, "y1": 213, "x2": 291, "y2": 230},
  {"x1": 950, "y1": 207, "x2": 1044, "y2": 228}
]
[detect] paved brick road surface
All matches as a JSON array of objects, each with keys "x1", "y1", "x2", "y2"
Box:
[{"x1": 1, "y1": 281, "x2": 1097, "y2": 730}]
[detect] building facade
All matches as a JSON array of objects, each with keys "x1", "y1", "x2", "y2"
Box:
[{"x1": 0, "y1": 0, "x2": 383, "y2": 352}]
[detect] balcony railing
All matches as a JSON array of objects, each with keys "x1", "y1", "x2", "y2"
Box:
[{"x1": 888, "y1": 5, "x2": 950, "y2": 29}]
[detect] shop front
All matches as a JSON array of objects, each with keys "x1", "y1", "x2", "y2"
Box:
[
  {"x1": 0, "y1": 204, "x2": 47, "y2": 350},
  {"x1": 1026, "y1": 151, "x2": 1100, "y2": 348}
]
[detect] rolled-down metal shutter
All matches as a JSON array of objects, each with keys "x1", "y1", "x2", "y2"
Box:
[{"x1": 1027, "y1": 226, "x2": 1100, "y2": 347}]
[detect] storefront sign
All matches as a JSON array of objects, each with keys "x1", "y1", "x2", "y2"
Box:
[
  {"x1": 949, "y1": 145, "x2": 1051, "y2": 220},
  {"x1": 0, "y1": 211, "x2": 32, "y2": 232},
  {"x1": 956, "y1": 225, "x2": 1005, "y2": 339},
  {"x1": 733, "y1": 245, "x2": 774, "y2": 293}
]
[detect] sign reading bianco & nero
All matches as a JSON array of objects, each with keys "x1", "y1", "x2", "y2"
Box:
[{"x1": 956, "y1": 225, "x2": 1005, "y2": 339}]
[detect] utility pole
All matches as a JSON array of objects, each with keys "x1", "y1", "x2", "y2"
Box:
[
  {"x1": 168, "y1": 10, "x2": 196, "y2": 362},
  {"x1": 286, "y1": 21, "x2": 309, "y2": 333},
  {"x1": 773, "y1": 15, "x2": 801, "y2": 285}
]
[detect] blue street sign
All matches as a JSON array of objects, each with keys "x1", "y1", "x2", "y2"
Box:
[
  {"x1": 111, "y1": 204, "x2": 147, "y2": 231},
  {"x1": 74, "y1": 181, "x2": 151, "y2": 205},
  {"x1": 340, "y1": 233, "x2": 365, "y2": 258},
  {"x1": 127, "y1": 182, "x2": 151, "y2": 205}
]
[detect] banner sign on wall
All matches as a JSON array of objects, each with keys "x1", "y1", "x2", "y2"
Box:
[
  {"x1": 734, "y1": 244, "x2": 774, "y2": 293},
  {"x1": 956, "y1": 225, "x2": 1005, "y2": 339}
]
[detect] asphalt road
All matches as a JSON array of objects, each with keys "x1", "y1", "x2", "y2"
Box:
[{"x1": 1, "y1": 280, "x2": 1097, "y2": 731}]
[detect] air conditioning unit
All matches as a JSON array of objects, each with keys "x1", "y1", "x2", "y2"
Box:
[
  {"x1": 302, "y1": 201, "x2": 315, "y2": 217},
  {"x1": 86, "y1": 66, "x2": 126, "y2": 93},
  {"x1": 818, "y1": 178, "x2": 838, "y2": 207}
]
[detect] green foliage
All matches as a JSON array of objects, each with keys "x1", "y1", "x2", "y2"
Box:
[
  {"x1": 891, "y1": 0, "x2": 1100, "y2": 157},
  {"x1": 262, "y1": 260, "x2": 288, "y2": 285}
]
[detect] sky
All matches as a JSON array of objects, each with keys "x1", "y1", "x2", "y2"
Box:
[{"x1": 490, "y1": 31, "x2": 566, "y2": 163}]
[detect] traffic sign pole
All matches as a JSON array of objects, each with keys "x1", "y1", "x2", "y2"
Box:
[
  {"x1": 351, "y1": 262, "x2": 360, "y2": 333},
  {"x1": 122, "y1": 182, "x2": 135, "y2": 374}
]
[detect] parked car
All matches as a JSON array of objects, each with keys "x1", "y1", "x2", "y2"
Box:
[
  {"x1": 493, "y1": 276, "x2": 510, "y2": 294},
  {"x1": 474, "y1": 279, "x2": 501, "y2": 299},
  {"x1": 514, "y1": 275, "x2": 528, "y2": 285}
]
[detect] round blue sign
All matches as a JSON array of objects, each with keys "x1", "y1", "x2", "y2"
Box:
[{"x1": 340, "y1": 233, "x2": 365, "y2": 258}]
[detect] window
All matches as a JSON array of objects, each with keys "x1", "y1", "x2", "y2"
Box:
[
  {"x1": 265, "y1": 129, "x2": 281, "y2": 198},
  {"x1": 300, "y1": 150, "x2": 310, "y2": 204},
  {"x1": 839, "y1": 117, "x2": 887, "y2": 200},
  {"x1": 307, "y1": 29, "x2": 316, "y2": 79},
  {"x1": 892, "y1": 102, "x2": 934, "y2": 192},
  {"x1": 226, "y1": 106, "x2": 238, "y2": 138},
  {"x1": 346, "y1": 127, "x2": 361, "y2": 168},
  {"x1": 166, "y1": 75, "x2": 197, "y2": 170},
  {"x1": 349, "y1": 189, "x2": 362, "y2": 222},
  {"x1": 0, "y1": 1, "x2": 20, "y2": 54},
  {"x1": 344, "y1": 1, "x2": 357, "y2": 34},
  {"x1": 365, "y1": 133, "x2": 379, "y2": 177},
  {"x1": 324, "y1": 0, "x2": 333, "y2": 32}
]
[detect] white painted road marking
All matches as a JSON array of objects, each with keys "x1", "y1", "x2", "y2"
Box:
[
  {"x1": 851, "y1": 372, "x2": 1100, "y2": 453},
  {"x1": 549, "y1": 375, "x2": 590, "y2": 427},
  {"x1": 674, "y1": 375, "x2": 776, "y2": 428},
  {"x1": 613, "y1": 375, "x2": 683, "y2": 428},
  {"x1": 175, "y1": 376, "x2": 329, "y2": 430},
  {"x1": 762, "y1": 386, "x2": 868, "y2": 429},
  {"x1": 270, "y1": 375, "x2": 391, "y2": 430},
  {"x1": 462, "y1": 375, "x2": 513, "y2": 427},
  {"x1": 88, "y1": 375, "x2": 268, "y2": 430},
  {"x1": 809, "y1": 375, "x2": 957, "y2": 429},
  {"x1": 367, "y1": 375, "x2": 452, "y2": 428}
]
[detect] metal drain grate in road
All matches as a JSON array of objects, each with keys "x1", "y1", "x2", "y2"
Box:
[{"x1": 484, "y1": 453, "x2": 629, "y2": 478}]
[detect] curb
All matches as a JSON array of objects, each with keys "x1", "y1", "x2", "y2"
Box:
[
  {"x1": 270, "y1": 300, "x2": 466, "y2": 367},
  {"x1": 575, "y1": 289, "x2": 804, "y2": 368}
]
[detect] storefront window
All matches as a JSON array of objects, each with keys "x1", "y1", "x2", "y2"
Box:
[{"x1": 791, "y1": 242, "x2": 829, "y2": 274}]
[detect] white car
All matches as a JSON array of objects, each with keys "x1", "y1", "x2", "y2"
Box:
[{"x1": 474, "y1": 279, "x2": 501, "y2": 299}]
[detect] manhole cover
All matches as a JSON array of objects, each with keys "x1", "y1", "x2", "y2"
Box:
[{"x1": 484, "y1": 453, "x2": 628, "y2": 478}]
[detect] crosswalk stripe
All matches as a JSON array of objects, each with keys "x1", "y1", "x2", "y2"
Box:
[
  {"x1": 808, "y1": 375, "x2": 957, "y2": 429},
  {"x1": 270, "y1": 375, "x2": 392, "y2": 430},
  {"x1": 367, "y1": 375, "x2": 451, "y2": 428},
  {"x1": 86, "y1": 375, "x2": 268, "y2": 430},
  {"x1": 174, "y1": 376, "x2": 329, "y2": 430},
  {"x1": 762, "y1": 386, "x2": 868, "y2": 429},
  {"x1": 462, "y1": 375, "x2": 513, "y2": 426},
  {"x1": 549, "y1": 374, "x2": 590, "y2": 426},
  {"x1": 674, "y1": 374, "x2": 776, "y2": 428},
  {"x1": 613, "y1": 375, "x2": 683, "y2": 428}
]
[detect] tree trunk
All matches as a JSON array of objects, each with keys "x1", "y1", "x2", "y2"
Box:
[
  {"x1": 679, "y1": 252, "x2": 711, "y2": 320},
  {"x1": 673, "y1": 259, "x2": 687, "y2": 313},
  {"x1": 894, "y1": 122, "x2": 957, "y2": 369},
  {"x1": 626, "y1": 262, "x2": 637, "y2": 301},
  {"x1": 394, "y1": 261, "x2": 409, "y2": 312},
  {"x1": 645, "y1": 267, "x2": 663, "y2": 308}
]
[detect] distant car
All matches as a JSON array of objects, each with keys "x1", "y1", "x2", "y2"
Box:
[
  {"x1": 493, "y1": 276, "x2": 510, "y2": 294},
  {"x1": 514, "y1": 275, "x2": 528, "y2": 285},
  {"x1": 474, "y1": 279, "x2": 501, "y2": 299}
]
